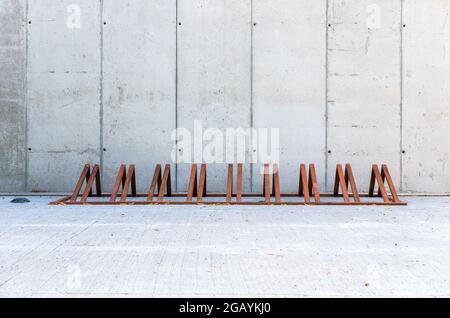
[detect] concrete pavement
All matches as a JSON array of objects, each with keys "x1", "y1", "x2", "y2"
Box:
[{"x1": 0, "y1": 196, "x2": 449, "y2": 297}]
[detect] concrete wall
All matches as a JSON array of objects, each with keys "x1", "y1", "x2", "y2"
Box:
[
  {"x1": 0, "y1": 0, "x2": 26, "y2": 192},
  {"x1": 1, "y1": 0, "x2": 450, "y2": 194},
  {"x1": 327, "y1": 0, "x2": 402, "y2": 192},
  {"x1": 402, "y1": 0, "x2": 450, "y2": 193},
  {"x1": 27, "y1": 0, "x2": 101, "y2": 192},
  {"x1": 177, "y1": 0, "x2": 252, "y2": 193},
  {"x1": 102, "y1": 0, "x2": 176, "y2": 193},
  {"x1": 253, "y1": 0, "x2": 327, "y2": 192}
]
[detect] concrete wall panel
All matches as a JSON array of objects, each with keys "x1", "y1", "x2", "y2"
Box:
[
  {"x1": 327, "y1": 0, "x2": 402, "y2": 192},
  {"x1": 402, "y1": 0, "x2": 450, "y2": 193},
  {"x1": 177, "y1": 0, "x2": 252, "y2": 192},
  {"x1": 0, "y1": 0, "x2": 26, "y2": 192},
  {"x1": 27, "y1": 0, "x2": 101, "y2": 192},
  {"x1": 252, "y1": 0, "x2": 327, "y2": 193},
  {"x1": 102, "y1": 0, "x2": 176, "y2": 193}
]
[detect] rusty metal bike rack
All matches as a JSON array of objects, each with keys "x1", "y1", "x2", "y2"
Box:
[{"x1": 51, "y1": 163, "x2": 406, "y2": 206}]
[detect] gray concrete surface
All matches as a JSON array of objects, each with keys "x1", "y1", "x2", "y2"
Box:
[
  {"x1": 253, "y1": 0, "x2": 327, "y2": 192},
  {"x1": 402, "y1": 0, "x2": 450, "y2": 193},
  {"x1": 102, "y1": 0, "x2": 176, "y2": 193},
  {"x1": 177, "y1": 0, "x2": 252, "y2": 193},
  {"x1": 0, "y1": 196, "x2": 449, "y2": 297},
  {"x1": 327, "y1": 0, "x2": 401, "y2": 190},
  {"x1": 1, "y1": 0, "x2": 450, "y2": 194},
  {"x1": 0, "y1": 0, "x2": 26, "y2": 192},
  {"x1": 27, "y1": 0, "x2": 101, "y2": 192}
]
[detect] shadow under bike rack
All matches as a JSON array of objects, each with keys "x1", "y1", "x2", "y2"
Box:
[{"x1": 51, "y1": 163, "x2": 406, "y2": 206}]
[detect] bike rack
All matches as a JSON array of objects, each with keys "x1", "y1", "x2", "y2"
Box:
[{"x1": 51, "y1": 163, "x2": 406, "y2": 206}]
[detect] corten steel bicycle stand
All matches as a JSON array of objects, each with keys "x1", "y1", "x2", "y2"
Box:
[{"x1": 50, "y1": 163, "x2": 406, "y2": 206}]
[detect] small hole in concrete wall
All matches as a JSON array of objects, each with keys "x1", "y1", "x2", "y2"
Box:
[
  {"x1": 104, "y1": 22, "x2": 107, "y2": 25},
  {"x1": 328, "y1": 24, "x2": 332, "y2": 27},
  {"x1": 253, "y1": 23, "x2": 257, "y2": 26},
  {"x1": 328, "y1": 150, "x2": 332, "y2": 154},
  {"x1": 28, "y1": 148, "x2": 32, "y2": 151},
  {"x1": 178, "y1": 22, "x2": 182, "y2": 26},
  {"x1": 402, "y1": 150, "x2": 406, "y2": 154},
  {"x1": 103, "y1": 148, "x2": 107, "y2": 152},
  {"x1": 28, "y1": 21, "x2": 32, "y2": 24},
  {"x1": 403, "y1": 24, "x2": 406, "y2": 28}
]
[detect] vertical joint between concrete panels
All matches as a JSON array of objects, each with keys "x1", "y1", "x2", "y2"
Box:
[
  {"x1": 324, "y1": 0, "x2": 330, "y2": 191},
  {"x1": 99, "y1": 0, "x2": 104, "y2": 178},
  {"x1": 175, "y1": 0, "x2": 179, "y2": 192},
  {"x1": 24, "y1": 0, "x2": 29, "y2": 192},
  {"x1": 250, "y1": 0, "x2": 254, "y2": 193},
  {"x1": 399, "y1": 0, "x2": 404, "y2": 192}
]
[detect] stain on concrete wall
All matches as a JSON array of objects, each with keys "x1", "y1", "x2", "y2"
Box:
[
  {"x1": 1, "y1": 0, "x2": 450, "y2": 194},
  {"x1": 0, "y1": 0, "x2": 26, "y2": 192},
  {"x1": 327, "y1": 0, "x2": 402, "y2": 192}
]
